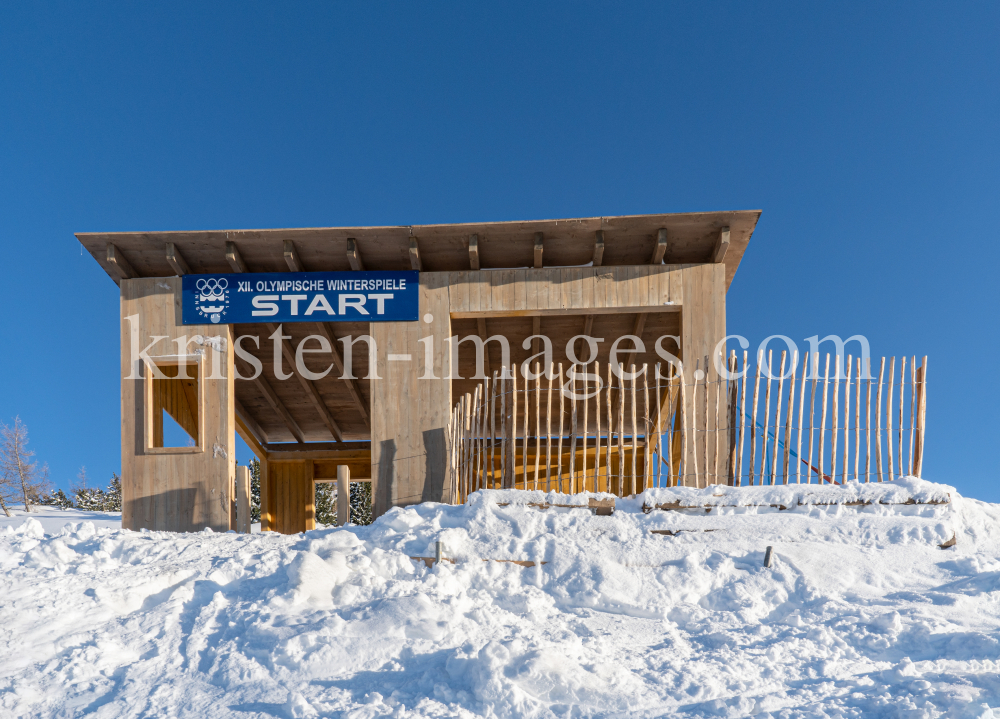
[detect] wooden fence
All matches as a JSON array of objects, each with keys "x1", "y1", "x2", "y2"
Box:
[{"x1": 447, "y1": 352, "x2": 928, "y2": 502}]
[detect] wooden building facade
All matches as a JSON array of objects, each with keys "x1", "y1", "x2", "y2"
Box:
[{"x1": 78, "y1": 211, "x2": 760, "y2": 533}]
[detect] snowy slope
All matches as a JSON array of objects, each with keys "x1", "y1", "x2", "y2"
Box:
[
  {"x1": 2, "y1": 478, "x2": 999, "y2": 718},
  {"x1": 0, "y1": 505, "x2": 121, "y2": 534}
]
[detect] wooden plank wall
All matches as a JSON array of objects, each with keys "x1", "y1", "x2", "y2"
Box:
[
  {"x1": 447, "y1": 265, "x2": 683, "y2": 318},
  {"x1": 680, "y1": 264, "x2": 727, "y2": 487},
  {"x1": 265, "y1": 461, "x2": 315, "y2": 533},
  {"x1": 120, "y1": 277, "x2": 235, "y2": 532},
  {"x1": 371, "y1": 273, "x2": 453, "y2": 516}
]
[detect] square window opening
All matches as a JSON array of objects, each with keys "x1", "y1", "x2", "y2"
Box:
[{"x1": 147, "y1": 360, "x2": 202, "y2": 451}]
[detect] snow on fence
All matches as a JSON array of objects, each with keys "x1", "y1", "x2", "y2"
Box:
[{"x1": 447, "y1": 352, "x2": 927, "y2": 502}]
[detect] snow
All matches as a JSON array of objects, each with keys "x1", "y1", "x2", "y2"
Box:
[
  {"x1": 3, "y1": 478, "x2": 1000, "y2": 717},
  {"x1": 0, "y1": 505, "x2": 122, "y2": 534}
]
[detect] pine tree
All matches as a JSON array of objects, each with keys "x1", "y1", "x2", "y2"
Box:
[
  {"x1": 248, "y1": 458, "x2": 261, "y2": 523},
  {"x1": 38, "y1": 488, "x2": 74, "y2": 509},
  {"x1": 104, "y1": 474, "x2": 122, "y2": 511},
  {"x1": 350, "y1": 481, "x2": 373, "y2": 525},
  {"x1": 314, "y1": 482, "x2": 336, "y2": 526}
]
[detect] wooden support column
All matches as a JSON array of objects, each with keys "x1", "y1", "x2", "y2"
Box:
[
  {"x1": 371, "y1": 273, "x2": 452, "y2": 516},
  {"x1": 235, "y1": 465, "x2": 251, "y2": 533},
  {"x1": 337, "y1": 464, "x2": 350, "y2": 526},
  {"x1": 119, "y1": 277, "x2": 235, "y2": 532},
  {"x1": 680, "y1": 263, "x2": 727, "y2": 488}
]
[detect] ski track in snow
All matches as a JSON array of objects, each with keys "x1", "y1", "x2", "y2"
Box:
[{"x1": 2, "y1": 478, "x2": 1000, "y2": 718}]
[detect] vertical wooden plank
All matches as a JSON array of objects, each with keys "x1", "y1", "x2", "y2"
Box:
[
  {"x1": 260, "y1": 459, "x2": 270, "y2": 531},
  {"x1": 915, "y1": 357, "x2": 928, "y2": 477},
  {"x1": 737, "y1": 351, "x2": 748, "y2": 486},
  {"x1": 772, "y1": 351, "x2": 787, "y2": 486},
  {"x1": 618, "y1": 363, "x2": 626, "y2": 492},
  {"x1": 782, "y1": 354, "x2": 795, "y2": 485},
  {"x1": 679, "y1": 364, "x2": 688, "y2": 487},
  {"x1": 831, "y1": 354, "x2": 840, "y2": 484},
  {"x1": 534, "y1": 363, "x2": 541, "y2": 490},
  {"x1": 876, "y1": 357, "x2": 886, "y2": 482},
  {"x1": 908, "y1": 355, "x2": 916, "y2": 476},
  {"x1": 606, "y1": 362, "x2": 614, "y2": 492},
  {"x1": 796, "y1": 352, "x2": 808, "y2": 484},
  {"x1": 304, "y1": 460, "x2": 315, "y2": 532},
  {"x1": 489, "y1": 371, "x2": 498, "y2": 489},
  {"x1": 655, "y1": 363, "x2": 663, "y2": 488},
  {"x1": 594, "y1": 362, "x2": 602, "y2": 492},
  {"x1": 500, "y1": 368, "x2": 508, "y2": 488},
  {"x1": 807, "y1": 354, "x2": 818, "y2": 484},
  {"x1": 761, "y1": 351, "x2": 773, "y2": 485},
  {"x1": 568, "y1": 366, "x2": 578, "y2": 491},
  {"x1": 630, "y1": 365, "x2": 639, "y2": 494},
  {"x1": 582, "y1": 365, "x2": 589, "y2": 492},
  {"x1": 864, "y1": 359, "x2": 872, "y2": 483},
  {"x1": 749, "y1": 354, "x2": 761, "y2": 486},
  {"x1": 557, "y1": 363, "x2": 565, "y2": 492},
  {"x1": 643, "y1": 364, "x2": 651, "y2": 492},
  {"x1": 886, "y1": 356, "x2": 896, "y2": 480},
  {"x1": 898, "y1": 356, "x2": 906, "y2": 477},
  {"x1": 854, "y1": 357, "x2": 862, "y2": 483},
  {"x1": 842, "y1": 356, "x2": 852, "y2": 482},
  {"x1": 819, "y1": 354, "x2": 830, "y2": 484},
  {"x1": 546, "y1": 363, "x2": 554, "y2": 491},
  {"x1": 511, "y1": 363, "x2": 518, "y2": 488}
]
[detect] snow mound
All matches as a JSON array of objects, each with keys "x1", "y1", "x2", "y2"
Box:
[{"x1": 2, "y1": 479, "x2": 1000, "y2": 718}]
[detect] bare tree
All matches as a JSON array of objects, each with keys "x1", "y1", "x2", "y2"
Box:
[
  {"x1": 0, "y1": 417, "x2": 48, "y2": 513},
  {"x1": 0, "y1": 463, "x2": 14, "y2": 516}
]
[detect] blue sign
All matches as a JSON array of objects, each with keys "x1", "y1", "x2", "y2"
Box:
[{"x1": 182, "y1": 271, "x2": 419, "y2": 325}]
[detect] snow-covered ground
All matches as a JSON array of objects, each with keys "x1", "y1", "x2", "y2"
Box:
[
  {"x1": 2, "y1": 478, "x2": 1000, "y2": 718},
  {"x1": 0, "y1": 505, "x2": 122, "y2": 534}
]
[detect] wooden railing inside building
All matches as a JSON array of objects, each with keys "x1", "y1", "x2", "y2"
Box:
[{"x1": 448, "y1": 352, "x2": 928, "y2": 502}]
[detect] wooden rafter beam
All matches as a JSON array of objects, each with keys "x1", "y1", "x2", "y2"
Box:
[
  {"x1": 267, "y1": 323, "x2": 344, "y2": 443},
  {"x1": 346, "y1": 238, "x2": 365, "y2": 271},
  {"x1": 315, "y1": 322, "x2": 371, "y2": 429},
  {"x1": 712, "y1": 226, "x2": 730, "y2": 263},
  {"x1": 469, "y1": 234, "x2": 480, "y2": 270},
  {"x1": 165, "y1": 242, "x2": 191, "y2": 276},
  {"x1": 226, "y1": 241, "x2": 249, "y2": 273},
  {"x1": 283, "y1": 240, "x2": 303, "y2": 272},
  {"x1": 236, "y1": 356, "x2": 305, "y2": 443},
  {"x1": 235, "y1": 399, "x2": 269, "y2": 459},
  {"x1": 592, "y1": 230, "x2": 605, "y2": 267},
  {"x1": 650, "y1": 228, "x2": 668, "y2": 265},
  {"x1": 235, "y1": 398, "x2": 268, "y2": 445},
  {"x1": 106, "y1": 243, "x2": 136, "y2": 281},
  {"x1": 533, "y1": 232, "x2": 543, "y2": 268},
  {"x1": 409, "y1": 237, "x2": 422, "y2": 271}
]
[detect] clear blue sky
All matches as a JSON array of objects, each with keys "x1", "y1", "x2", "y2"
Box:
[{"x1": 1, "y1": 3, "x2": 997, "y2": 498}]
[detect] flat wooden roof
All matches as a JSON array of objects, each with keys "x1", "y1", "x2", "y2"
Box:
[
  {"x1": 81, "y1": 211, "x2": 760, "y2": 447},
  {"x1": 76, "y1": 210, "x2": 760, "y2": 289}
]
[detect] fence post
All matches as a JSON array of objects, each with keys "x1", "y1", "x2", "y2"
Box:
[{"x1": 337, "y1": 465, "x2": 350, "y2": 526}]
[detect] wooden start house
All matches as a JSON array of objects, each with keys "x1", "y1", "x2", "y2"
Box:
[{"x1": 78, "y1": 211, "x2": 762, "y2": 533}]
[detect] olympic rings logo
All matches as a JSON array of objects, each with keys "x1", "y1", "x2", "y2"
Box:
[{"x1": 196, "y1": 278, "x2": 229, "y2": 292}]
